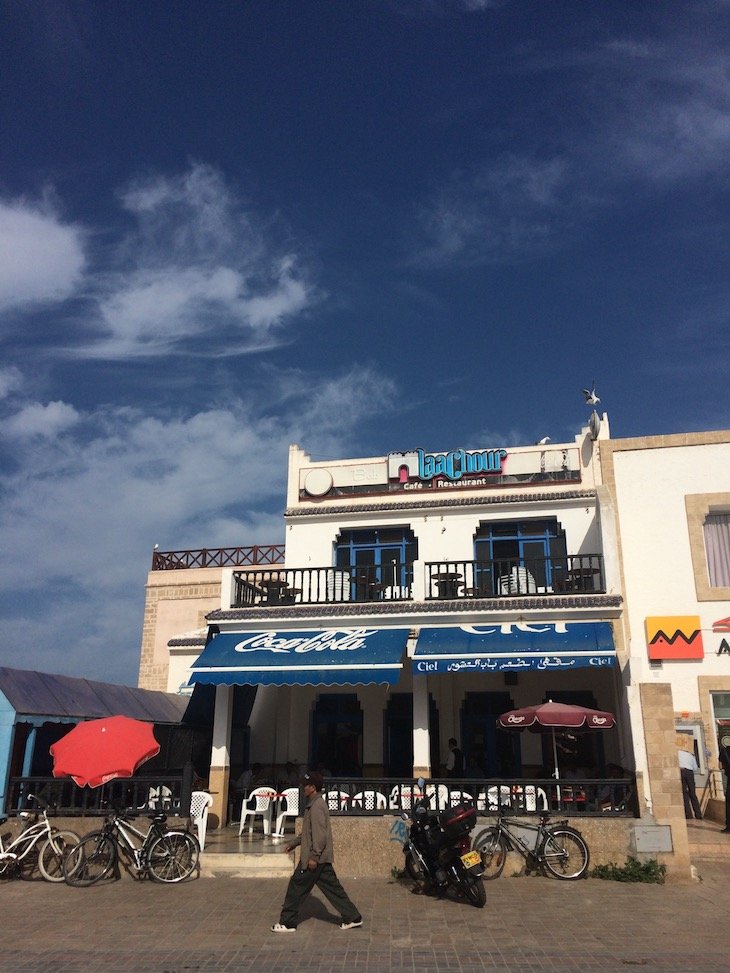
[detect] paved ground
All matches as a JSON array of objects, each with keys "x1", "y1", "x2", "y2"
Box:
[{"x1": 2, "y1": 859, "x2": 727, "y2": 973}]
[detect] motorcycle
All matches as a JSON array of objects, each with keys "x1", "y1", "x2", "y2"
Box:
[{"x1": 401, "y1": 780, "x2": 486, "y2": 908}]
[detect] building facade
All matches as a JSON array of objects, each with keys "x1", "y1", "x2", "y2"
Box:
[{"x1": 138, "y1": 421, "x2": 730, "y2": 872}]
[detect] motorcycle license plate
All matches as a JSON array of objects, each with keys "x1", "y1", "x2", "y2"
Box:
[{"x1": 461, "y1": 850, "x2": 481, "y2": 868}]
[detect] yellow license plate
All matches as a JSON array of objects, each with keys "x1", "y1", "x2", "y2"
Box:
[{"x1": 461, "y1": 850, "x2": 481, "y2": 868}]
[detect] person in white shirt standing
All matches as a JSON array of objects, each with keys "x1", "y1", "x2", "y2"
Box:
[{"x1": 678, "y1": 748, "x2": 703, "y2": 820}]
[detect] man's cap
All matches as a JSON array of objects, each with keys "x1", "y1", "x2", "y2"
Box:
[{"x1": 301, "y1": 771, "x2": 324, "y2": 791}]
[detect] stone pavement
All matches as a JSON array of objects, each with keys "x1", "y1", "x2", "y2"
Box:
[{"x1": 2, "y1": 859, "x2": 727, "y2": 973}]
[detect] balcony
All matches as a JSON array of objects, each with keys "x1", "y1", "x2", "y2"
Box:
[
  {"x1": 231, "y1": 555, "x2": 605, "y2": 608},
  {"x1": 425, "y1": 554, "x2": 605, "y2": 599}
]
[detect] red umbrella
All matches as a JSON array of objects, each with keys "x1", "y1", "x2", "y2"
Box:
[
  {"x1": 50, "y1": 715, "x2": 160, "y2": 788},
  {"x1": 497, "y1": 699, "x2": 615, "y2": 779}
]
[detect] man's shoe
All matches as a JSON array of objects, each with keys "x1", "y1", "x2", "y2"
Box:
[
  {"x1": 340, "y1": 918, "x2": 363, "y2": 930},
  {"x1": 271, "y1": 923, "x2": 296, "y2": 933}
]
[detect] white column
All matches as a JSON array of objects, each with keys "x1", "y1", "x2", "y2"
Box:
[
  {"x1": 413, "y1": 675, "x2": 431, "y2": 778},
  {"x1": 212, "y1": 684, "x2": 234, "y2": 767},
  {"x1": 209, "y1": 684, "x2": 234, "y2": 826}
]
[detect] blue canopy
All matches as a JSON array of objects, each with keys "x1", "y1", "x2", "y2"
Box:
[
  {"x1": 413, "y1": 622, "x2": 615, "y2": 675},
  {"x1": 188, "y1": 628, "x2": 410, "y2": 687}
]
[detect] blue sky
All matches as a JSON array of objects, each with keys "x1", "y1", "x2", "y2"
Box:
[{"x1": 1, "y1": 1, "x2": 728, "y2": 684}]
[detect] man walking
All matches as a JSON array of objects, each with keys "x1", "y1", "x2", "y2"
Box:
[{"x1": 272, "y1": 770, "x2": 362, "y2": 932}]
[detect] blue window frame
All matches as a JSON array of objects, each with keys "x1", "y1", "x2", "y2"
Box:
[
  {"x1": 473, "y1": 519, "x2": 567, "y2": 594},
  {"x1": 335, "y1": 527, "x2": 417, "y2": 596}
]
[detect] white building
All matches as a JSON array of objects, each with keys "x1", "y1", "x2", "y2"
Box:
[{"x1": 138, "y1": 421, "x2": 730, "y2": 872}]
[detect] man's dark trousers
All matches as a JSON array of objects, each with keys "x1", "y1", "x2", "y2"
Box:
[
  {"x1": 680, "y1": 767, "x2": 702, "y2": 819},
  {"x1": 280, "y1": 863, "x2": 360, "y2": 928}
]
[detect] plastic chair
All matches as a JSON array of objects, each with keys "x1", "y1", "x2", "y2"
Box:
[
  {"x1": 388, "y1": 783, "x2": 423, "y2": 810},
  {"x1": 190, "y1": 791, "x2": 214, "y2": 850},
  {"x1": 425, "y1": 783, "x2": 449, "y2": 810},
  {"x1": 448, "y1": 789, "x2": 474, "y2": 808},
  {"x1": 273, "y1": 787, "x2": 300, "y2": 836},
  {"x1": 477, "y1": 786, "x2": 513, "y2": 812},
  {"x1": 522, "y1": 786, "x2": 548, "y2": 812},
  {"x1": 351, "y1": 790, "x2": 387, "y2": 811},
  {"x1": 239, "y1": 786, "x2": 276, "y2": 836},
  {"x1": 144, "y1": 784, "x2": 173, "y2": 810},
  {"x1": 324, "y1": 790, "x2": 350, "y2": 812}
]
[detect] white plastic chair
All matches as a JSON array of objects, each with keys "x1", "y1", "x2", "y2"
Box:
[
  {"x1": 324, "y1": 790, "x2": 351, "y2": 812},
  {"x1": 239, "y1": 786, "x2": 276, "y2": 836},
  {"x1": 388, "y1": 783, "x2": 423, "y2": 810},
  {"x1": 425, "y1": 783, "x2": 449, "y2": 810},
  {"x1": 144, "y1": 784, "x2": 173, "y2": 810},
  {"x1": 522, "y1": 786, "x2": 548, "y2": 812},
  {"x1": 477, "y1": 786, "x2": 513, "y2": 812},
  {"x1": 189, "y1": 791, "x2": 213, "y2": 850},
  {"x1": 273, "y1": 787, "x2": 300, "y2": 836},
  {"x1": 351, "y1": 790, "x2": 387, "y2": 811},
  {"x1": 448, "y1": 789, "x2": 474, "y2": 808}
]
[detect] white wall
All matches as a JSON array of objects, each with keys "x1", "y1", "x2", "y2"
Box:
[{"x1": 613, "y1": 441, "x2": 730, "y2": 712}]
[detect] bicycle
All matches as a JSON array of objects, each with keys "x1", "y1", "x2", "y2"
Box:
[
  {"x1": 472, "y1": 811, "x2": 590, "y2": 880},
  {"x1": 0, "y1": 794, "x2": 80, "y2": 883},
  {"x1": 62, "y1": 806, "x2": 200, "y2": 886}
]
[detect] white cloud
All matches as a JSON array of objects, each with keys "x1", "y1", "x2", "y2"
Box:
[
  {"x1": 0, "y1": 200, "x2": 85, "y2": 311},
  {"x1": 81, "y1": 163, "x2": 314, "y2": 359},
  {"x1": 0, "y1": 365, "x2": 395, "y2": 681},
  {"x1": 412, "y1": 154, "x2": 573, "y2": 265},
  {"x1": 3, "y1": 400, "x2": 80, "y2": 439},
  {"x1": 0, "y1": 366, "x2": 23, "y2": 399}
]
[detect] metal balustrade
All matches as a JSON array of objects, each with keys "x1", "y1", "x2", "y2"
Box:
[
  {"x1": 313, "y1": 777, "x2": 635, "y2": 817},
  {"x1": 152, "y1": 545, "x2": 285, "y2": 570},
  {"x1": 425, "y1": 554, "x2": 605, "y2": 600},
  {"x1": 230, "y1": 555, "x2": 605, "y2": 607},
  {"x1": 6, "y1": 773, "x2": 193, "y2": 817}
]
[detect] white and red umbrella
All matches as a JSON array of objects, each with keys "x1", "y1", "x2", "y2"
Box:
[
  {"x1": 50, "y1": 715, "x2": 160, "y2": 788},
  {"x1": 497, "y1": 699, "x2": 615, "y2": 779}
]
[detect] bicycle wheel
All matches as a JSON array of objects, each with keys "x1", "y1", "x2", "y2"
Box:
[
  {"x1": 63, "y1": 832, "x2": 117, "y2": 887},
  {"x1": 38, "y1": 830, "x2": 80, "y2": 883},
  {"x1": 146, "y1": 830, "x2": 199, "y2": 883},
  {"x1": 540, "y1": 827, "x2": 590, "y2": 879},
  {"x1": 473, "y1": 827, "x2": 508, "y2": 880}
]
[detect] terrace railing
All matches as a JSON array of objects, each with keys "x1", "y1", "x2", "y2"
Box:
[
  {"x1": 231, "y1": 555, "x2": 605, "y2": 607},
  {"x1": 152, "y1": 544, "x2": 285, "y2": 570},
  {"x1": 233, "y1": 564, "x2": 414, "y2": 607},
  {"x1": 425, "y1": 554, "x2": 605, "y2": 600},
  {"x1": 311, "y1": 777, "x2": 635, "y2": 817},
  {"x1": 5, "y1": 772, "x2": 193, "y2": 817}
]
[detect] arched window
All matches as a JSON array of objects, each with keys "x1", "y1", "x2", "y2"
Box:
[
  {"x1": 335, "y1": 527, "x2": 418, "y2": 599},
  {"x1": 474, "y1": 518, "x2": 567, "y2": 594}
]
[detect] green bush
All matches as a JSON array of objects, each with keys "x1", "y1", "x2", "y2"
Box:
[{"x1": 590, "y1": 856, "x2": 666, "y2": 884}]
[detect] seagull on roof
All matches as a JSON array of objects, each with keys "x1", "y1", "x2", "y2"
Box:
[
  {"x1": 582, "y1": 383, "x2": 600, "y2": 405},
  {"x1": 535, "y1": 436, "x2": 551, "y2": 445}
]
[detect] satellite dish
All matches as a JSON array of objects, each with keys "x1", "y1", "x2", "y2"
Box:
[{"x1": 589, "y1": 410, "x2": 601, "y2": 441}]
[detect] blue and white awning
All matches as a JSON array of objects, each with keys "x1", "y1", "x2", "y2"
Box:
[
  {"x1": 413, "y1": 622, "x2": 615, "y2": 675},
  {"x1": 188, "y1": 628, "x2": 409, "y2": 687}
]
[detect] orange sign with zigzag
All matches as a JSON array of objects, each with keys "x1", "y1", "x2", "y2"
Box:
[{"x1": 645, "y1": 616, "x2": 704, "y2": 660}]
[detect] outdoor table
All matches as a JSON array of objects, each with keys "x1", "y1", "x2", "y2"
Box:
[{"x1": 433, "y1": 572, "x2": 463, "y2": 599}]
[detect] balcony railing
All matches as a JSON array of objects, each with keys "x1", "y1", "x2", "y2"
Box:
[
  {"x1": 5, "y1": 772, "x2": 193, "y2": 817},
  {"x1": 308, "y1": 777, "x2": 636, "y2": 817},
  {"x1": 233, "y1": 565, "x2": 414, "y2": 607},
  {"x1": 231, "y1": 555, "x2": 604, "y2": 608},
  {"x1": 152, "y1": 544, "x2": 285, "y2": 570},
  {"x1": 426, "y1": 555, "x2": 605, "y2": 599}
]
